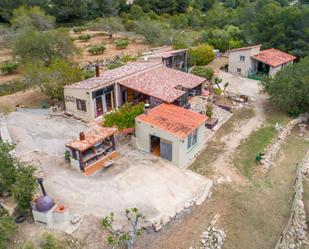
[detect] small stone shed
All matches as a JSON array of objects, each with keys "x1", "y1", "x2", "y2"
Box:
[{"x1": 135, "y1": 103, "x2": 208, "y2": 168}]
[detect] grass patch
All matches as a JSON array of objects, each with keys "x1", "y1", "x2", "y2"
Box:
[
  {"x1": 221, "y1": 132, "x2": 309, "y2": 249},
  {"x1": 233, "y1": 126, "x2": 275, "y2": 178},
  {"x1": 233, "y1": 106, "x2": 291, "y2": 179}
]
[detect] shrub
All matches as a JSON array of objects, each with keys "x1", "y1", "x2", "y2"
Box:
[
  {"x1": 0, "y1": 79, "x2": 26, "y2": 96},
  {"x1": 214, "y1": 88, "x2": 222, "y2": 95},
  {"x1": 40, "y1": 233, "x2": 65, "y2": 249},
  {"x1": 124, "y1": 19, "x2": 139, "y2": 31},
  {"x1": 88, "y1": 44, "x2": 106, "y2": 55},
  {"x1": 107, "y1": 61, "x2": 124, "y2": 70},
  {"x1": 0, "y1": 61, "x2": 18, "y2": 74},
  {"x1": 115, "y1": 39, "x2": 129, "y2": 49},
  {"x1": 188, "y1": 44, "x2": 215, "y2": 66},
  {"x1": 78, "y1": 34, "x2": 91, "y2": 42},
  {"x1": 205, "y1": 104, "x2": 213, "y2": 118},
  {"x1": 103, "y1": 103, "x2": 144, "y2": 130},
  {"x1": 191, "y1": 66, "x2": 214, "y2": 81},
  {"x1": 0, "y1": 209, "x2": 16, "y2": 249},
  {"x1": 82, "y1": 68, "x2": 95, "y2": 79},
  {"x1": 120, "y1": 54, "x2": 137, "y2": 63},
  {"x1": 72, "y1": 26, "x2": 86, "y2": 33}
]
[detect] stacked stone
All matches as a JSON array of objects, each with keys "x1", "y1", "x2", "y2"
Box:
[
  {"x1": 200, "y1": 226, "x2": 226, "y2": 249},
  {"x1": 261, "y1": 114, "x2": 309, "y2": 173},
  {"x1": 275, "y1": 151, "x2": 309, "y2": 249}
]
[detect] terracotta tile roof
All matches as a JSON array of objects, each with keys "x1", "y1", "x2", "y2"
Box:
[
  {"x1": 229, "y1": 44, "x2": 261, "y2": 52},
  {"x1": 136, "y1": 103, "x2": 208, "y2": 139},
  {"x1": 66, "y1": 126, "x2": 117, "y2": 152},
  {"x1": 65, "y1": 63, "x2": 159, "y2": 90},
  {"x1": 251, "y1": 48, "x2": 296, "y2": 67},
  {"x1": 118, "y1": 66, "x2": 205, "y2": 103}
]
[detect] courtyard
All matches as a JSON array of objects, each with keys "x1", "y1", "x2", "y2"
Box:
[{"x1": 3, "y1": 111, "x2": 212, "y2": 229}]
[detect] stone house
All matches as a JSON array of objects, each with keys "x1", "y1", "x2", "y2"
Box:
[
  {"x1": 228, "y1": 45, "x2": 296, "y2": 77},
  {"x1": 64, "y1": 63, "x2": 205, "y2": 120}
]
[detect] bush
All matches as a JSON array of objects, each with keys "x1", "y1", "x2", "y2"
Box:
[
  {"x1": 0, "y1": 61, "x2": 18, "y2": 74},
  {"x1": 72, "y1": 26, "x2": 86, "y2": 33},
  {"x1": 0, "y1": 79, "x2": 26, "y2": 96},
  {"x1": 40, "y1": 233, "x2": 65, "y2": 249},
  {"x1": 120, "y1": 54, "x2": 137, "y2": 63},
  {"x1": 115, "y1": 39, "x2": 129, "y2": 49},
  {"x1": 191, "y1": 66, "x2": 214, "y2": 81},
  {"x1": 87, "y1": 44, "x2": 106, "y2": 55},
  {"x1": 103, "y1": 103, "x2": 144, "y2": 130},
  {"x1": 107, "y1": 61, "x2": 124, "y2": 70},
  {"x1": 214, "y1": 88, "x2": 222, "y2": 95},
  {"x1": 82, "y1": 68, "x2": 95, "y2": 79},
  {"x1": 0, "y1": 210, "x2": 16, "y2": 249},
  {"x1": 124, "y1": 19, "x2": 139, "y2": 31},
  {"x1": 188, "y1": 44, "x2": 215, "y2": 66},
  {"x1": 78, "y1": 34, "x2": 91, "y2": 42}
]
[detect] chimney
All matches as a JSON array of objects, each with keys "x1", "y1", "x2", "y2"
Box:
[
  {"x1": 95, "y1": 65, "x2": 100, "y2": 77},
  {"x1": 37, "y1": 178, "x2": 47, "y2": 196},
  {"x1": 79, "y1": 132, "x2": 85, "y2": 141}
]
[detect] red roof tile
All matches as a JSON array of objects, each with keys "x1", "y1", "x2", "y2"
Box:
[
  {"x1": 136, "y1": 103, "x2": 208, "y2": 139},
  {"x1": 119, "y1": 66, "x2": 205, "y2": 103},
  {"x1": 65, "y1": 63, "x2": 159, "y2": 90},
  {"x1": 229, "y1": 45, "x2": 261, "y2": 52},
  {"x1": 251, "y1": 48, "x2": 296, "y2": 67},
  {"x1": 66, "y1": 126, "x2": 117, "y2": 152}
]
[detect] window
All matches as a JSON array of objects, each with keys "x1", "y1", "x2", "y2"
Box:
[
  {"x1": 76, "y1": 99, "x2": 87, "y2": 112},
  {"x1": 187, "y1": 129, "x2": 198, "y2": 151},
  {"x1": 237, "y1": 68, "x2": 241, "y2": 73},
  {"x1": 240, "y1": 55, "x2": 245, "y2": 61}
]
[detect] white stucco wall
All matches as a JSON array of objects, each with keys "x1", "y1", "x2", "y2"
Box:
[
  {"x1": 64, "y1": 88, "x2": 93, "y2": 120},
  {"x1": 228, "y1": 46, "x2": 261, "y2": 77},
  {"x1": 135, "y1": 119, "x2": 205, "y2": 168},
  {"x1": 269, "y1": 61, "x2": 294, "y2": 76}
]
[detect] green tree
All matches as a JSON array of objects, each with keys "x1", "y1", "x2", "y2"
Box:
[
  {"x1": 136, "y1": 19, "x2": 169, "y2": 45},
  {"x1": 0, "y1": 210, "x2": 16, "y2": 249},
  {"x1": 49, "y1": 0, "x2": 88, "y2": 22},
  {"x1": 13, "y1": 28, "x2": 77, "y2": 65},
  {"x1": 0, "y1": 141, "x2": 16, "y2": 193},
  {"x1": 188, "y1": 44, "x2": 215, "y2": 65},
  {"x1": 10, "y1": 6, "x2": 55, "y2": 31},
  {"x1": 129, "y1": 4, "x2": 145, "y2": 19},
  {"x1": 91, "y1": 17, "x2": 124, "y2": 39},
  {"x1": 12, "y1": 163, "x2": 37, "y2": 213},
  {"x1": 260, "y1": 57, "x2": 309, "y2": 115},
  {"x1": 22, "y1": 59, "x2": 83, "y2": 101}
]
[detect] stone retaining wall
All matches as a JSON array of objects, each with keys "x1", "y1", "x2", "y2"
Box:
[
  {"x1": 274, "y1": 150, "x2": 309, "y2": 249},
  {"x1": 261, "y1": 114, "x2": 308, "y2": 173}
]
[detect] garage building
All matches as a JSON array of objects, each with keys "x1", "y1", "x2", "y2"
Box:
[{"x1": 135, "y1": 103, "x2": 208, "y2": 168}]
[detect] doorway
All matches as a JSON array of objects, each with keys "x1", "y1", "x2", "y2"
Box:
[
  {"x1": 150, "y1": 135, "x2": 172, "y2": 161},
  {"x1": 150, "y1": 135, "x2": 160, "y2": 157},
  {"x1": 95, "y1": 96, "x2": 103, "y2": 117}
]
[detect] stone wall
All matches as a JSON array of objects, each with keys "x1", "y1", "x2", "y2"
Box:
[
  {"x1": 261, "y1": 114, "x2": 309, "y2": 173},
  {"x1": 274, "y1": 150, "x2": 309, "y2": 249}
]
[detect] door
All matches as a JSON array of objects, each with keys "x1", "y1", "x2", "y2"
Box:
[
  {"x1": 160, "y1": 140, "x2": 172, "y2": 161},
  {"x1": 95, "y1": 96, "x2": 103, "y2": 117}
]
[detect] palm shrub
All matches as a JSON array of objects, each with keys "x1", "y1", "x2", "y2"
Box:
[
  {"x1": 88, "y1": 44, "x2": 106, "y2": 55},
  {"x1": 0, "y1": 61, "x2": 18, "y2": 74},
  {"x1": 115, "y1": 39, "x2": 129, "y2": 49}
]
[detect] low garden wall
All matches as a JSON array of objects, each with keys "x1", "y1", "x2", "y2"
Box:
[
  {"x1": 261, "y1": 114, "x2": 309, "y2": 173},
  {"x1": 274, "y1": 150, "x2": 309, "y2": 249}
]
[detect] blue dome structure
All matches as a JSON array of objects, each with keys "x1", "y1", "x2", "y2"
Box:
[{"x1": 36, "y1": 195, "x2": 54, "y2": 212}]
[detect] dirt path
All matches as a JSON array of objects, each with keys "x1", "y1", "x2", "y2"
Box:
[{"x1": 211, "y1": 72, "x2": 267, "y2": 182}]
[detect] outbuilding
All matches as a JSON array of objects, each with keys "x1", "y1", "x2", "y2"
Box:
[
  {"x1": 135, "y1": 103, "x2": 208, "y2": 168},
  {"x1": 228, "y1": 45, "x2": 296, "y2": 78}
]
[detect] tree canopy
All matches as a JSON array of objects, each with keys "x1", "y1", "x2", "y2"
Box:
[{"x1": 260, "y1": 57, "x2": 309, "y2": 115}]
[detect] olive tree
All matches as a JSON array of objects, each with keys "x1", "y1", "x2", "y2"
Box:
[
  {"x1": 11, "y1": 6, "x2": 55, "y2": 31},
  {"x1": 91, "y1": 17, "x2": 124, "y2": 39},
  {"x1": 13, "y1": 28, "x2": 78, "y2": 65},
  {"x1": 22, "y1": 59, "x2": 83, "y2": 101},
  {"x1": 102, "y1": 208, "x2": 145, "y2": 249}
]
